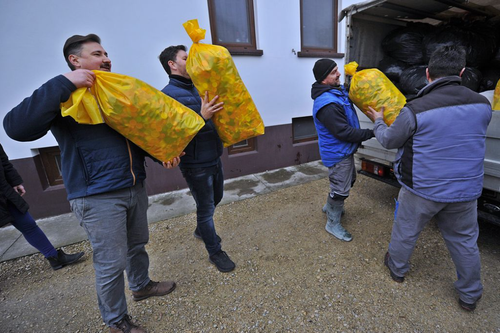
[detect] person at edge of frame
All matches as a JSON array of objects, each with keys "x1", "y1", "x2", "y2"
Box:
[{"x1": 0, "y1": 143, "x2": 84, "y2": 270}]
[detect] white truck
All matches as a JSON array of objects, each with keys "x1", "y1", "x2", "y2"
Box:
[{"x1": 339, "y1": 0, "x2": 500, "y2": 226}]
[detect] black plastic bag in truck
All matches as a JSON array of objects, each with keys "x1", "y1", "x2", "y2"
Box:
[
  {"x1": 423, "y1": 23, "x2": 496, "y2": 68},
  {"x1": 480, "y1": 67, "x2": 500, "y2": 92},
  {"x1": 461, "y1": 67, "x2": 483, "y2": 92},
  {"x1": 377, "y1": 56, "x2": 409, "y2": 83},
  {"x1": 381, "y1": 22, "x2": 435, "y2": 65},
  {"x1": 399, "y1": 65, "x2": 428, "y2": 97}
]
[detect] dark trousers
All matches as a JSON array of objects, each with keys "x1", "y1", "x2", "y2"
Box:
[
  {"x1": 9, "y1": 203, "x2": 57, "y2": 258},
  {"x1": 181, "y1": 159, "x2": 224, "y2": 256}
]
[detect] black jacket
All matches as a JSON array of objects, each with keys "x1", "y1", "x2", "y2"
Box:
[
  {"x1": 161, "y1": 76, "x2": 223, "y2": 168},
  {"x1": 0, "y1": 144, "x2": 29, "y2": 227}
]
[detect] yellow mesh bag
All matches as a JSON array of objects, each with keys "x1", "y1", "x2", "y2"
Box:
[
  {"x1": 183, "y1": 19, "x2": 265, "y2": 147},
  {"x1": 493, "y1": 79, "x2": 500, "y2": 111},
  {"x1": 61, "y1": 71, "x2": 205, "y2": 162},
  {"x1": 345, "y1": 62, "x2": 406, "y2": 126}
]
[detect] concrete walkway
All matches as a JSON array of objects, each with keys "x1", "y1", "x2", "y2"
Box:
[{"x1": 0, "y1": 160, "x2": 327, "y2": 262}]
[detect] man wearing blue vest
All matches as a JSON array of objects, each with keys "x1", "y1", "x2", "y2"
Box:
[
  {"x1": 158, "y1": 45, "x2": 235, "y2": 273},
  {"x1": 366, "y1": 45, "x2": 492, "y2": 311},
  {"x1": 311, "y1": 59, "x2": 374, "y2": 242}
]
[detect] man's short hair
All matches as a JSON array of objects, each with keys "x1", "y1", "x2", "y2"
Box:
[
  {"x1": 428, "y1": 45, "x2": 466, "y2": 80},
  {"x1": 158, "y1": 45, "x2": 187, "y2": 75},
  {"x1": 63, "y1": 34, "x2": 101, "y2": 70}
]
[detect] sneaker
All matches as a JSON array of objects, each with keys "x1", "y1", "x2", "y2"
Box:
[
  {"x1": 194, "y1": 228, "x2": 222, "y2": 243},
  {"x1": 209, "y1": 250, "x2": 235, "y2": 272},
  {"x1": 109, "y1": 315, "x2": 146, "y2": 333},
  {"x1": 132, "y1": 280, "x2": 176, "y2": 302},
  {"x1": 384, "y1": 252, "x2": 404, "y2": 283},
  {"x1": 47, "y1": 249, "x2": 84, "y2": 271},
  {"x1": 459, "y1": 296, "x2": 481, "y2": 311}
]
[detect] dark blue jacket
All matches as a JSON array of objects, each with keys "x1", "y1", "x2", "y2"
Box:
[
  {"x1": 3, "y1": 75, "x2": 147, "y2": 200},
  {"x1": 161, "y1": 76, "x2": 222, "y2": 168}
]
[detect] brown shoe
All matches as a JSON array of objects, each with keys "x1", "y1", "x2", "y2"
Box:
[
  {"x1": 109, "y1": 315, "x2": 146, "y2": 333},
  {"x1": 132, "y1": 280, "x2": 176, "y2": 302}
]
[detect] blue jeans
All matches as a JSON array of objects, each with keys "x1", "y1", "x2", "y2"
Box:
[
  {"x1": 181, "y1": 159, "x2": 223, "y2": 256},
  {"x1": 70, "y1": 182, "x2": 150, "y2": 326},
  {"x1": 8, "y1": 204, "x2": 57, "y2": 258}
]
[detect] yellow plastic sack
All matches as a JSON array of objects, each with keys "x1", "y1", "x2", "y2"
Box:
[
  {"x1": 61, "y1": 71, "x2": 205, "y2": 162},
  {"x1": 345, "y1": 62, "x2": 406, "y2": 126},
  {"x1": 183, "y1": 19, "x2": 265, "y2": 147},
  {"x1": 493, "y1": 79, "x2": 500, "y2": 111}
]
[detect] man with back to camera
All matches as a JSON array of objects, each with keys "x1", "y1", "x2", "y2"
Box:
[
  {"x1": 311, "y1": 59, "x2": 374, "y2": 242},
  {"x1": 365, "y1": 45, "x2": 492, "y2": 311},
  {"x1": 158, "y1": 45, "x2": 235, "y2": 272},
  {"x1": 4, "y1": 34, "x2": 181, "y2": 333}
]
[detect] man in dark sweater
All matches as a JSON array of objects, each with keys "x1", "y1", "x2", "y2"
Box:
[
  {"x1": 311, "y1": 59, "x2": 374, "y2": 242},
  {"x1": 159, "y1": 45, "x2": 235, "y2": 273}
]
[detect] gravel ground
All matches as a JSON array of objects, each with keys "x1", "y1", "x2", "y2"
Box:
[{"x1": 1, "y1": 175, "x2": 499, "y2": 332}]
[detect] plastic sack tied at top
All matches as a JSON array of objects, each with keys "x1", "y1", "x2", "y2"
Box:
[
  {"x1": 61, "y1": 71, "x2": 205, "y2": 162},
  {"x1": 183, "y1": 19, "x2": 265, "y2": 147},
  {"x1": 345, "y1": 62, "x2": 406, "y2": 126},
  {"x1": 493, "y1": 79, "x2": 500, "y2": 111}
]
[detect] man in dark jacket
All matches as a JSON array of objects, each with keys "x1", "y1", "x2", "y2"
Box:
[
  {"x1": 0, "y1": 144, "x2": 84, "y2": 269},
  {"x1": 311, "y1": 59, "x2": 374, "y2": 242},
  {"x1": 158, "y1": 45, "x2": 235, "y2": 272},
  {"x1": 366, "y1": 46, "x2": 492, "y2": 311},
  {"x1": 4, "y1": 34, "x2": 179, "y2": 333}
]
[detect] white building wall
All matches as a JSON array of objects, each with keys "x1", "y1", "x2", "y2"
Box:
[{"x1": 0, "y1": 0, "x2": 359, "y2": 159}]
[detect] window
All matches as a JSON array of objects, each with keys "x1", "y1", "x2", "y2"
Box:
[
  {"x1": 298, "y1": 0, "x2": 343, "y2": 58},
  {"x1": 292, "y1": 116, "x2": 317, "y2": 143},
  {"x1": 39, "y1": 146, "x2": 63, "y2": 187},
  {"x1": 207, "y1": 0, "x2": 263, "y2": 56},
  {"x1": 227, "y1": 137, "x2": 257, "y2": 155}
]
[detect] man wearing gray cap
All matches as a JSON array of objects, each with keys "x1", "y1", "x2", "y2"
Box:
[
  {"x1": 4, "y1": 34, "x2": 179, "y2": 333},
  {"x1": 311, "y1": 59, "x2": 373, "y2": 242}
]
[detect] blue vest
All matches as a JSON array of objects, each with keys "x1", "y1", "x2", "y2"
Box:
[
  {"x1": 312, "y1": 87, "x2": 360, "y2": 167},
  {"x1": 398, "y1": 79, "x2": 492, "y2": 202}
]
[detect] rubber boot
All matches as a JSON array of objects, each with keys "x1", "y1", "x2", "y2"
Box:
[
  {"x1": 324, "y1": 202, "x2": 352, "y2": 242},
  {"x1": 47, "y1": 249, "x2": 84, "y2": 270},
  {"x1": 322, "y1": 204, "x2": 345, "y2": 216}
]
